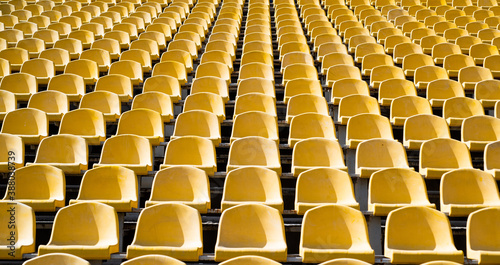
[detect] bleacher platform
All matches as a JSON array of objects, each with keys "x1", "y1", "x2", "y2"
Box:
[{"x1": 0, "y1": 0, "x2": 499, "y2": 263}]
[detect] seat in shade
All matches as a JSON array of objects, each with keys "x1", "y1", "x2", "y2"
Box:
[
  {"x1": 292, "y1": 138, "x2": 347, "y2": 177},
  {"x1": 295, "y1": 168, "x2": 358, "y2": 215},
  {"x1": 419, "y1": 138, "x2": 473, "y2": 179},
  {"x1": 226, "y1": 136, "x2": 281, "y2": 175},
  {"x1": 0, "y1": 202, "x2": 35, "y2": 259},
  {"x1": 300, "y1": 205, "x2": 375, "y2": 263},
  {"x1": 161, "y1": 136, "x2": 217, "y2": 176},
  {"x1": 466, "y1": 207, "x2": 500, "y2": 264},
  {"x1": 221, "y1": 167, "x2": 283, "y2": 212},
  {"x1": 441, "y1": 168, "x2": 500, "y2": 217},
  {"x1": 368, "y1": 168, "x2": 434, "y2": 216},
  {"x1": 69, "y1": 166, "x2": 138, "y2": 212},
  {"x1": 126, "y1": 203, "x2": 203, "y2": 261},
  {"x1": 384, "y1": 206, "x2": 464, "y2": 264},
  {"x1": 145, "y1": 166, "x2": 210, "y2": 213},
  {"x1": 214, "y1": 204, "x2": 287, "y2": 262},
  {"x1": 38, "y1": 202, "x2": 119, "y2": 259}
]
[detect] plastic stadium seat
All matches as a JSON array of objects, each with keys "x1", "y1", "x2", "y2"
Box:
[
  {"x1": 458, "y1": 66, "x2": 494, "y2": 90},
  {"x1": 391, "y1": 43, "x2": 422, "y2": 64},
  {"x1": 69, "y1": 166, "x2": 138, "y2": 212},
  {"x1": 317, "y1": 43, "x2": 348, "y2": 62},
  {"x1": 300, "y1": 205, "x2": 374, "y2": 263},
  {"x1": 230, "y1": 111, "x2": 278, "y2": 143},
  {"x1": 221, "y1": 167, "x2": 283, "y2": 212},
  {"x1": 485, "y1": 140, "x2": 500, "y2": 180},
  {"x1": 1, "y1": 108, "x2": 47, "y2": 145},
  {"x1": 331, "y1": 79, "x2": 370, "y2": 105},
  {"x1": 288, "y1": 113, "x2": 335, "y2": 147},
  {"x1": 281, "y1": 52, "x2": 314, "y2": 73},
  {"x1": 95, "y1": 74, "x2": 133, "y2": 102},
  {"x1": 292, "y1": 138, "x2": 346, "y2": 177},
  {"x1": 370, "y1": 65, "x2": 405, "y2": 89},
  {"x1": 427, "y1": 79, "x2": 465, "y2": 107},
  {"x1": 201, "y1": 51, "x2": 233, "y2": 73},
  {"x1": 109, "y1": 60, "x2": 143, "y2": 85},
  {"x1": 321, "y1": 53, "x2": 354, "y2": 75},
  {"x1": 104, "y1": 30, "x2": 131, "y2": 49},
  {"x1": 0, "y1": 133, "x2": 23, "y2": 172},
  {"x1": 126, "y1": 203, "x2": 203, "y2": 261},
  {"x1": 205, "y1": 40, "x2": 235, "y2": 60},
  {"x1": 402, "y1": 54, "x2": 434, "y2": 78},
  {"x1": 91, "y1": 39, "x2": 121, "y2": 60},
  {"x1": 27, "y1": 90, "x2": 68, "y2": 122},
  {"x1": 94, "y1": 135, "x2": 152, "y2": 175},
  {"x1": 380, "y1": 32, "x2": 408, "y2": 53},
  {"x1": 283, "y1": 78, "x2": 322, "y2": 104},
  {"x1": 443, "y1": 97, "x2": 484, "y2": 126},
  {"x1": 337, "y1": 95, "x2": 380, "y2": 125},
  {"x1": 420, "y1": 138, "x2": 473, "y2": 179},
  {"x1": 0, "y1": 72, "x2": 36, "y2": 101},
  {"x1": 239, "y1": 63, "x2": 274, "y2": 83},
  {"x1": 237, "y1": 77, "x2": 275, "y2": 98},
  {"x1": 390, "y1": 96, "x2": 432, "y2": 126},
  {"x1": 171, "y1": 110, "x2": 221, "y2": 145},
  {"x1": 234, "y1": 93, "x2": 276, "y2": 117},
  {"x1": 385, "y1": 206, "x2": 463, "y2": 264},
  {"x1": 241, "y1": 51, "x2": 274, "y2": 71},
  {"x1": 414, "y1": 66, "x2": 448, "y2": 90},
  {"x1": 47, "y1": 73, "x2": 84, "y2": 102},
  {"x1": 484, "y1": 55, "x2": 500, "y2": 78},
  {"x1": 0, "y1": 58, "x2": 10, "y2": 79},
  {"x1": 191, "y1": 76, "x2": 229, "y2": 103},
  {"x1": 346, "y1": 114, "x2": 394, "y2": 149},
  {"x1": 462, "y1": 115, "x2": 500, "y2": 151},
  {"x1": 0, "y1": 91, "x2": 15, "y2": 121},
  {"x1": 119, "y1": 49, "x2": 153, "y2": 73},
  {"x1": 64, "y1": 59, "x2": 98, "y2": 85},
  {"x1": 443, "y1": 54, "x2": 475, "y2": 78},
  {"x1": 116, "y1": 109, "x2": 164, "y2": 145},
  {"x1": 369, "y1": 168, "x2": 434, "y2": 216},
  {"x1": 356, "y1": 138, "x2": 410, "y2": 177},
  {"x1": 219, "y1": 256, "x2": 281, "y2": 265},
  {"x1": 142, "y1": 75, "x2": 181, "y2": 103},
  {"x1": 326, "y1": 65, "x2": 362, "y2": 87},
  {"x1": 286, "y1": 94, "x2": 329, "y2": 123},
  {"x1": 184, "y1": 92, "x2": 225, "y2": 123},
  {"x1": 226, "y1": 136, "x2": 281, "y2": 174},
  {"x1": 403, "y1": 114, "x2": 450, "y2": 150},
  {"x1": 23, "y1": 253, "x2": 91, "y2": 265},
  {"x1": 0, "y1": 29, "x2": 24, "y2": 47},
  {"x1": 130, "y1": 92, "x2": 172, "y2": 122},
  {"x1": 59, "y1": 109, "x2": 105, "y2": 145},
  {"x1": 17, "y1": 38, "x2": 45, "y2": 58},
  {"x1": 195, "y1": 62, "x2": 231, "y2": 85},
  {"x1": 161, "y1": 50, "x2": 193, "y2": 74},
  {"x1": 214, "y1": 204, "x2": 287, "y2": 262},
  {"x1": 80, "y1": 91, "x2": 120, "y2": 122},
  {"x1": 470, "y1": 43, "x2": 499, "y2": 65},
  {"x1": 475, "y1": 79, "x2": 500, "y2": 108},
  {"x1": 38, "y1": 202, "x2": 119, "y2": 259},
  {"x1": 379, "y1": 79, "x2": 417, "y2": 106},
  {"x1": 80, "y1": 48, "x2": 111, "y2": 73},
  {"x1": 466, "y1": 207, "x2": 500, "y2": 264},
  {"x1": 162, "y1": 136, "x2": 216, "y2": 175},
  {"x1": 361, "y1": 54, "x2": 393, "y2": 77},
  {"x1": 146, "y1": 166, "x2": 210, "y2": 212},
  {"x1": 20, "y1": 58, "x2": 54, "y2": 85},
  {"x1": 0, "y1": 202, "x2": 34, "y2": 259},
  {"x1": 355, "y1": 43, "x2": 385, "y2": 65},
  {"x1": 441, "y1": 168, "x2": 500, "y2": 217}
]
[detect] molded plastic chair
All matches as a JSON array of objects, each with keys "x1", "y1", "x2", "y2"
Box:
[
  {"x1": 230, "y1": 111, "x2": 278, "y2": 143},
  {"x1": 116, "y1": 109, "x2": 164, "y2": 145},
  {"x1": 390, "y1": 96, "x2": 432, "y2": 126},
  {"x1": 0, "y1": 202, "x2": 35, "y2": 259},
  {"x1": 426, "y1": 79, "x2": 465, "y2": 107},
  {"x1": 443, "y1": 97, "x2": 484, "y2": 126},
  {"x1": 292, "y1": 138, "x2": 347, "y2": 177},
  {"x1": 462, "y1": 115, "x2": 500, "y2": 151},
  {"x1": 227, "y1": 136, "x2": 281, "y2": 175},
  {"x1": 289, "y1": 113, "x2": 335, "y2": 147},
  {"x1": 171, "y1": 110, "x2": 221, "y2": 146},
  {"x1": 466, "y1": 207, "x2": 500, "y2": 264},
  {"x1": 162, "y1": 136, "x2": 217, "y2": 176},
  {"x1": 403, "y1": 114, "x2": 450, "y2": 150},
  {"x1": 346, "y1": 113, "x2": 394, "y2": 149},
  {"x1": 1, "y1": 108, "x2": 48, "y2": 144},
  {"x1": 419, "y1": 138, "x2": 473, "y2": 179},
  {"x1": 80, "y1": 91, "x2": 121, "y2": 122},
  {"x1": 59, "y1": 109, "x2": 105, "y2": 145},
  {"x1": 356, "y1": 138, "x2": 410, "y2": 178}
]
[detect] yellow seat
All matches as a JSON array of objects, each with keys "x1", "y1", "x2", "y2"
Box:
[
  {"x1": 326, "y1": 65, "x2": 362, "y2": 87},
  {"x1": 404, "y1": 114, "x2": 450, "y2": 150},
  {"x1": 23, "y1": 253, "x2": 91, "y2": 265},
  {"x1": 191, "y1": 76, "x2": 229, "y2": 103},
  {"x1": 281, "y1": 52, "x2": 313, "y2": 73},
  {"x1": 0, "y1": 90, "x2": 16, "y2": 121},
  {"x1": 370, "y1": 65, "x2": 405, "y2": 89},
  {"x1": 292, "y1": 138, "x2": 346, "y2": 176},
  {"x1": 402, "y1": 53, "x2": 434, "y2": 77},
  {"x1": 321, "y1": 53, "x2": 354, "y2": 75},
  {"x1": 194, "y1": 61, "x2": 231, "y2": 85},
  {"x1": 230, "y1": 111, "x2": 278, "y2": 143},
  {"x1": 379, "y1": 79, "x2": 417, "y2": 106},
  {"x1": 95, "y1": 74, "x2": 133, "y2": 102},
  {"x1": 29, "y1": 134, "x2": 87, "y2": 174},
  {"x1": 286, "y1": 94, "x2": 329, "y2": 123},
  {"x1": 338, "y1": 94, "x2": 380, "y2": 125},
  {"x1": 109, "y1": 60, "x2": 143, "y2": 85},
  {"x1": 171, "y1": 110, "x2": 220, "y2": 146},
  {"x1": 142, "y1": 75, "x2": 181, "y2": 103},
  {"x1": 69, "y1": 166, "x2": 137, "y2": 212},
  {"x1": 161, "y1": 50, "x2": 193, "y2": 74},
  {"x1": 462, "y1": 115, "x2": 500, "y2": 151},
  {"x1": 237, "y1": 77, "x2": 275, "y2": 98},
  {"x1": 131, "y1": 92, "x2": 173, "y2": 123},
  {"x1": 126, "y1": 202, "x2": 203, "y2": 261},
  {"x1": 355, "y1": 43, "x2": 385, "y2": 64},
  {"x1": 356, "y1": 138, "x2": 410, "y2": 178},
  {"x1": 300, "y1": 205, "x2": 374, "y2": 263},
  {"x1": 383, "y1": 34, "x2": 410, "y2": 55},
  {"x1": 289, "y1": 112, "x2": 335, "y2": 147},
  {"x1": 443, "y1": 54, "x2": 475, "y2": 78},
  {"x1": 0, "y1": 202, "x2": 35, "y2": 259},
  {"x1": 391, "y1": 96, "x2": 432, "y2": 125},
  {"x1": 317, "y1": 42, "x2": 348, "y2": 62},
  {"x1": 0, "y1": 29, "x2": 24, "y2": 47},
  {"x1": 441, "y1": 168, "x2": 500, "y2": 217},
  {"x1": 64, "y1": 59, "x2": 98, "y2": 85},
  {"x1": 283, "y1": 78, "x2": 322, "y2": 103},
  {"x1": 431, "y1": 42, "x2": 461, "y2": 64},
  {"x1": 346, "y1": 113, "x2": 393, "y2": 149},
  {"x1": 146, "y1": 166, "x2": 210, "y2": 212},
  {"x1": 414, "y1": 65, "x2": 449, "y2": 90},
  {"x1": 116, "y1": 109, "x2": 164, "y2": 145},
  {"x1": 227, "y1": 136, "x2": 281, "y2": 174},
  {"x1": 466, "y1": 207, "x2": 500, "y2": 264},
  {"x1": 361, "y1": 53, "x2": 393, "y2": 77},
  {"x1": 458, "y1": 66, "x2": 494, "y2": 90},
  {"x1": 385, "y1": 206, "x2": 464, "y2": 264},
  {"x1": 484, "y1": 54, "x2": 500, "y2": 78},
  {"x1": 470, "y1": 43, "x2": 499, "y2": 65},
  {"x1": 47, "y1": 73, "x2": 84, "y2": 102},
  {"x1": 443, "y1": 97, "x2": 484, "y2": 126},
  {"x1": 16, "y1": 38, "x2": 45, "y2": 58},
  {"x1": 318, "y1": 259, "x2": 372, "y2": 265},
  {"x1": 443, "y1": 27, "x2": 468, "y2": 43},
  {"x1": 393, "y1": 42, "x2": 423, "y2": 64},
  {"x1": 475, "y1": 79, "x2": 500, "y2": 108},
  {"x1": 205, "y1": 40, "x2": 235, "y2": 60},
  {"x1": 38, "y1": 202, "x2": 119, "y2": 259},
  {"x1": 234, "y1": 93, "x2": 276, "y2": 117},
  {"x1": 0, "y1": 133, "x2": 23, "y2": 172},
  {"x1": 239, "y1": 62, "x2": 274, "y2": 83},
  {"x1": 80, "y1": 91, "x2": 120, "y2": 122},
  {"x1": 1, "y1": 108, "x2": 47, "y2": 145},
  {"x1": 80, "y1": 48, "x2": 111, "y2": 73},
  {"x1": 94, "y1": 135, "x2": 153, "y2": 175},
  {"x1": 91, "y1": 38, "x2": 121, "y2": 60},
  {"x1": 162, "y1": 136, "x2": 216, "y2": 176},
  {"x1": 0, "y1": 72, "x2": 36, "y2": 101},
  {"x1": 214, "y1": 204, "x2": 287, "y2": 262},
  {"x1": 369, "y1": 168, "x2": 434, "y2": 216},
  {"x1": 484, "y1": 140, "x2": 500, "y2": 180},
  {"x1": 331, "y1": 79, "x2": 370, "y2": 105},
  {"x1": 184, "y1": 92, "x2": 225, "y2": 123},
  {"x1": 219, "y1": 256, "x2": 281, "y2": 265},
  {"x1": 20, "y1": 58, "x2": 54, "y2": 85},
  {"x1": 59, "y1": 108, "x2": 105, "y2": 145},
  {"x1": 221, "y1": 166, "x2": 283, "y2": 212},
  {"x1": 420, "y1": 138, "x2": 473, "y2": 179},
  {"x1": 103, "y1": 30, "x2": 131, "y2": 49},
  {"x1": 427, "y1": 79, "x2": 465, "y2": 107},
  {"x1": 27, "y1": 90, "x2": 68, "y2": 122},
  {"x1": 120, "y1": 49, "x2": 152, "y2": 73},
  {"x1": 201, "y1": 51, "x2": 233, "y2": 73}
]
